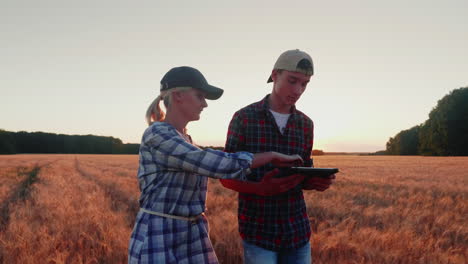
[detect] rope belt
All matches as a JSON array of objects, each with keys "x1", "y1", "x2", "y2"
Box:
[{"x1": 140, "y1": 208, "x2": 204, "y2": 224}]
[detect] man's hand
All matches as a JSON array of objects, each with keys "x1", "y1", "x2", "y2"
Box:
[
  {"x1": 220, "y1": 169, "x2": 304, "y2": 196},
  {"x1": 256, "y1": 169, "x2": 305, "y2": 196},
  {"x1": 302, "y1": 174, "x2": 335, "y2": 191}
]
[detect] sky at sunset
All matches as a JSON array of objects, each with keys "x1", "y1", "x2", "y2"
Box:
[{"x1": 1, "y1": 0, "x2": 467, "y2": 152}]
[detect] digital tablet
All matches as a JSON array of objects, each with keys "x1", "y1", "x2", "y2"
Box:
[{"x1": 274, "y1": 167, "x2": 339, "y2": 179}]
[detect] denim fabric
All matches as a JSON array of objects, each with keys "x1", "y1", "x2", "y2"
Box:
[{"x1": 242, "y1": 240, "x2": 312, "y2": 264}]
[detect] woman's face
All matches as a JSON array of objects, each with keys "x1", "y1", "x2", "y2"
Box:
[{"x1": 177, "y1": 88, "x2": 208, "y2": 121}]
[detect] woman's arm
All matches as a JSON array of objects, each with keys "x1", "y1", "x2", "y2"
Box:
[{"x1": 145, "y1": 124, "x2": 301, "y2": 180}]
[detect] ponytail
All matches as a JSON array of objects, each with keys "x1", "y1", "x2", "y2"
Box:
[
  {"x1": 145, "y1": 94, "x2": 165, "y2": 125},
  {"x1": 145, "y1": 87, "x2": 192, "y2": 126}
]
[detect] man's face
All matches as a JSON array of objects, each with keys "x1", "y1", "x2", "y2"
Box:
[{"x1": 271, "y1": 70, "x2": 311, "y2": 106}]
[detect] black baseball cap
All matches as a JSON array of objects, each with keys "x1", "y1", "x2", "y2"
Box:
[{"x1": 160, "y1": 66, "x2": 224, "y2": 100}]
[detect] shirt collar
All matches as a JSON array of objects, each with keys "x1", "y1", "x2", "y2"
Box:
[{"x1": 258, "y1": 94, "x2": 298, "y2": 115}]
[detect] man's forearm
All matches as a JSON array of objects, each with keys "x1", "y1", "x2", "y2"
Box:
[{"x1": 220, "y1": 179, "x2": 260, "y2": 194}]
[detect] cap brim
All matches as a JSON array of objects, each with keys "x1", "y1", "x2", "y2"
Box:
[{"x1": 202, "y1": 84, "x2": 224, "y2": 100}]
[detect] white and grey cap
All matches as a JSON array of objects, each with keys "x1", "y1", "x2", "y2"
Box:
[{"x1": 267, "y1": 49, "x2": 314, "y2": 83}]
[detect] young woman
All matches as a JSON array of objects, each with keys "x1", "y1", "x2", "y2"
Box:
[{"x1": 128, "y1": 66, "x2": 305, "y2": 264}]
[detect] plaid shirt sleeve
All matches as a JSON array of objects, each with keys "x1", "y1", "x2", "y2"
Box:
[
  {"x1": 304, "y1": 119, "x2": 314, "y2": 167},
  {"x1": 143, "y1": 123, "x2": 253, "y2": 180},
  {"x1": 225, "y1": 111, "x2": 245, "y2": 153}
]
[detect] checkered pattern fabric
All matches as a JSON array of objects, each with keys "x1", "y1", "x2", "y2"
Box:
[
  {"x1": 225, "y1": 95, "x2": 314, "y2": 251},
  {"x1": 129, "y1": 122, "x2": 253, "y2": 263}
]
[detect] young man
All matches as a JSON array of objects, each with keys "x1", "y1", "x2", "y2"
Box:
[{"x1": 221, "y1": 49, "x2": 335, "y2": 263}]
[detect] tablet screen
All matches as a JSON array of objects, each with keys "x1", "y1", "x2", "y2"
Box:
[{"x1": 275, "y1": 167, "x2": 338, "y2": 178}]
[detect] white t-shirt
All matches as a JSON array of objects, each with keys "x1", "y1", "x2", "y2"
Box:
[{"x1": 269, "y1": 109, "x2": 291, "y2": 134}]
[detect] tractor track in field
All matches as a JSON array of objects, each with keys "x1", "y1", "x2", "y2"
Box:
[
  {"x1": 0, "y1": 159, "x2": 59, "y2": 262},
  {"x1": 74, "y1": 158, "x2": 139, "y2": 227},
  {"x1": 0, "y1": 165, "x2": 41, "y2": 231}
]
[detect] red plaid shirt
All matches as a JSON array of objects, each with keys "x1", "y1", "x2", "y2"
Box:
[{"x1": 225, "y1": 94, "x2": 314, "y2": 251}]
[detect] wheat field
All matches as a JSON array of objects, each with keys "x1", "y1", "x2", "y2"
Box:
[{"x1": 0, "y1": 154, "x2": 466, "y2": 263}]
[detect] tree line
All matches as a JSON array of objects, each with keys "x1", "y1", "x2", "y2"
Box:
[
  {"x1": 0, "y1": 130, "x2": 139, "y2": 154},
  {"x1": 0, "y1": 130, "x2": 329, "y2": 155},
  {"x1": 386, "y1": 86, "x2": 468, "y2": 156}
]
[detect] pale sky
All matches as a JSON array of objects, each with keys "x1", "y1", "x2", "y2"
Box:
[{"x1": 1, "y1": 0, "x2": 467, "y2": 152}]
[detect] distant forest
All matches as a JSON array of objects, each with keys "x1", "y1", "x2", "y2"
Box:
[
  {"x1": 386, "y1": 86, "x2": 468, "y2": 156},
  {"x1": 0, "y1": 130, "x2": 328, "y2": 156},
  {"x1": 0, "y1": 130, "x2": 139, "y2": 154},
  {"x1": 4, "y1": 85, "x2": 465, "y2": 156}
]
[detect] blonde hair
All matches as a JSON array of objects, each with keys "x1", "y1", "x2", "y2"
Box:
[{"x1": 145, "y1": 87, "x2": 192, "y2": 125}]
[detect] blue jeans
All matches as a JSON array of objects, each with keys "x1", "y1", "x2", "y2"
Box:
[{"x1": 242, "y1": 240, "x2": 312, "y2": 264}]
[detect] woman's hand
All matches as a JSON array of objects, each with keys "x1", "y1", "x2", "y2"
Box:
[
  {"x1": 252, "y1": 152, "x2": 302, "y2": 168},
  {"x1": 271, "y1": 153, "x2": 303, "y2": 167}
]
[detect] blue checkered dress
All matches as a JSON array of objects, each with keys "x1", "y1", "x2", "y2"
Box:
[{"x1": 128, "y1": 122, "x2": 253, "y2": 264}]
